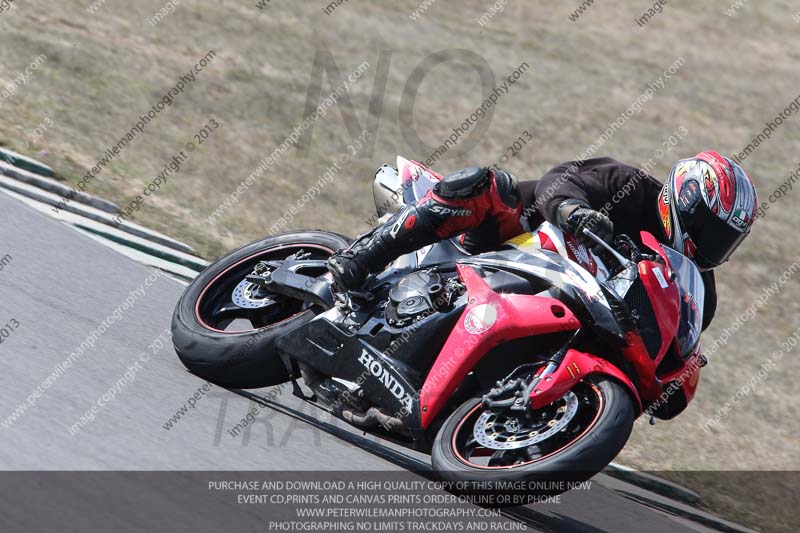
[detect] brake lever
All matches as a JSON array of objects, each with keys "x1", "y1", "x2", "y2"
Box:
[
  {"x1": 613, "y1": 234, "x2": 643, "y2": 263},
  {"x1": 582, "y1": 229, "x2": 636, "y2": 270}
]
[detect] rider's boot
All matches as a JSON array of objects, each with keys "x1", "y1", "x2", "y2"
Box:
[{"x1": 326, "y1": 204, "x2": 437, "y2": 290}]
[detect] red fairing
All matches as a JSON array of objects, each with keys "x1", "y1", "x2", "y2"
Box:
[
  {"x1": 638, "y1": 259, "x2": 681, "y2": 363},
  {"x1": 537, "y1": 231, "x2": 558, "y2": 253},
  {"x1": 418, "y1": 264, "x2": 581, "y2": 429},
  {"x1": 640, "y1": 230, "x2": 670, "y2": 265},
  {"x1": 607, "y1": 233, "x2": 684, "y2": 403},
  {"x1": 527, "y1": 349, "x2": 642, "y2": 413},
  {"x1": 640, "y1": 231, "x2": 683, "y2": 363}
]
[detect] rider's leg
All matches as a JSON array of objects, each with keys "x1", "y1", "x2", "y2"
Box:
[{"x1": 327, "y1": 167, "x2": 523, "y2": 289}]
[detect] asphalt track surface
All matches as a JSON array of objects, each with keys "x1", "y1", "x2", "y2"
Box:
[{"x1": 0, "y1": 192, "x2": 733, "y2": 532}]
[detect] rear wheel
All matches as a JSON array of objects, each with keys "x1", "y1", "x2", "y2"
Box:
[
  {"x1": 171, "y1": 231, "x2": 349, "y2": 388},
  {"x1": 431, "y1": 376, "x2": 635, "y2": 501}
]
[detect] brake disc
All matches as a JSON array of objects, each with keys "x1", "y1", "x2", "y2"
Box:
[
  {"x1": 231, "y1": 278, "x2": 275, "y2": 309},
  {"x1": 473, "y1": 391, "x2": 580, "y2": 450}
]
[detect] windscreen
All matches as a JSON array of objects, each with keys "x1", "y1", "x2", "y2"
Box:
[{"x1": 663, "y1": 247, "x2": 705, "y2": 356}]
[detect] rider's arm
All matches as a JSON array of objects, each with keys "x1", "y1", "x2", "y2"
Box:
[
  {"x1": 531, "y1": 158, "x2": 719, "y2": 331},
  {"x1": 532, "y1": 157, "x2": 649, "y2": 225}
]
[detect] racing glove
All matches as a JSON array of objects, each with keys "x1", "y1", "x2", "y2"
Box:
[{"x1": 557, "y1": 201, "x2": 614, "y2": 250}]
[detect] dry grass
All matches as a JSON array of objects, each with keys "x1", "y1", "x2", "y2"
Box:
[{"x1": 1, "y1": 0, "x2": 798, "y2": 530}]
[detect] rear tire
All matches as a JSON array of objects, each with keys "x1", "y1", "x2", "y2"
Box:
[
  {"x1": 431, "y1": 376, "x2": 635, "y2": 502},
  {"x1": 171, "y1": 231, "x2": 349, "y2": 388}
]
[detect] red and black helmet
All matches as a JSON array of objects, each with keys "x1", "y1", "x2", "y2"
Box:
[{"x1": 658, "y1": 151, "x2": 758, "y2": 270}]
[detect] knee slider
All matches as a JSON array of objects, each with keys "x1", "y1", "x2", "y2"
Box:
[{"x1": 434, "y1": 166, "x2": 491, "y2": 199}]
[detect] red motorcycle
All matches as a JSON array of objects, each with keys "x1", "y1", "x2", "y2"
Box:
[{"x1": 172, "y1": 157, "x2": 706, "y2": 492}]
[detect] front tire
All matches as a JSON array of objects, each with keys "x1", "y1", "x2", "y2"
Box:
[
  {"x1": 431, "y1": 376, "x2": 635, "y2": 500},
  {"x1": 171, "y1": 231, "x2": 349, "y2": 389}
]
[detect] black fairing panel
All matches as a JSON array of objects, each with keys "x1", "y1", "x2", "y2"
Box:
[
  {"x1": 650, "y1": 380, "x2": 689, "y2": 420},
  {"x1": 275, "y1": 318, "x2": 423, "y2": 428},
  {"x1": 483, "y1": 269, "x2": 543, "y2": 295},
  {"x1": 360, "y1": 302, "x2": 464, "y2": 373},
  {"x1": 417, "y1": 239, "x2": 470, "y2": 268},
  {"x1": 624, "y1": 278, "x2": 662, "y2": 359}
]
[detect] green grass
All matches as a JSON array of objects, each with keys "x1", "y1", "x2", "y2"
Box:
[{"x1": 1, "y1": 1, "x2": 798, "y2": 530}]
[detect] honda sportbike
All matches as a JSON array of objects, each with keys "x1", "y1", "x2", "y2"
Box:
[{"x1": 172, "y1": 157, "x2": 707, "y2": 493}]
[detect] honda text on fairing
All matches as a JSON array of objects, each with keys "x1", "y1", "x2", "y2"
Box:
[{"x1": 172, "y1": 157, "x2": 708, "y2": 496}]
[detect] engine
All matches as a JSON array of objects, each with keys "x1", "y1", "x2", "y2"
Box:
[{"x1": 384, "y1": 270, "x2": 462, "y2": 327}]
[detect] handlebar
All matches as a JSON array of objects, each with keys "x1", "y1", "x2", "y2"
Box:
[{"x1": 581, "y1": 228, "x2": 637, "y2": 270}]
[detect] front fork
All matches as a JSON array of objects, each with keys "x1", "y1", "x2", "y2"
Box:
[
  {"x1": 482, "y1": 332, "x2": 578, "y2": 415},
  {"x1": 481, "y1": 328, "x2": 643, "y2": 415}
]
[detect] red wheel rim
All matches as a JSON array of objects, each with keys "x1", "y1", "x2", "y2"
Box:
[
  {"x1": 194, "y1": 243, "x2": 334, "y2": 334},
  {"x1": 450, "y1": 382, "x2": 605, "y2": 470}
]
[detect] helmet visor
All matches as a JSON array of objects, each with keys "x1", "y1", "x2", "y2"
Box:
[{"x1": 676, "y1": 181, "x2": 749, "y2": 269}]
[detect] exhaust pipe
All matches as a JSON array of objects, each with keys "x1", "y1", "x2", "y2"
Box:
[{"x1": 341, "y1": 406, "x2": 405, "y2": 432}]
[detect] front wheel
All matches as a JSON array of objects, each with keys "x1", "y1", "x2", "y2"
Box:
[
  {"x1": 171, "y1": 230, "x2": 350, "y2": 389},
  {"x1": 431, "y1": 376, "x2": 635, "y2": 499}
]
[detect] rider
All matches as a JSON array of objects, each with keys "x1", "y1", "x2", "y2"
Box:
[{"x1": 327, "y1": 151, "x2": 758, "y2": 330}]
